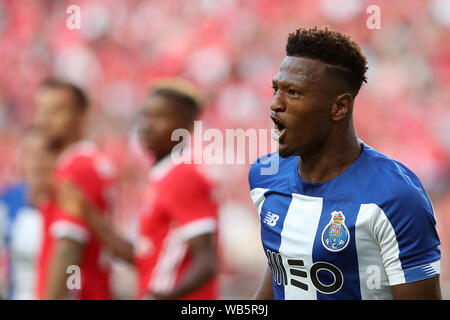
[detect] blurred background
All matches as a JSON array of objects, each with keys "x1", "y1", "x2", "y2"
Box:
[{"x1": 0, "y1": 0, "x2": 449, "y2": 299}]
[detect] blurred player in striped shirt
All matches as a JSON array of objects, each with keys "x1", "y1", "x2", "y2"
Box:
[{"x1": 0, "y1": 128, "x2": 55, "y2": 299}]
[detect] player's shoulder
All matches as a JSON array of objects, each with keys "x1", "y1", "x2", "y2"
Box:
[
  {"x1": 155, "y1": 162, "x2": 213, "y2": 203},
  {"x1": 249, "y1": 152, "x2": 297, "y2": 190},
  {"x1": 58, "y1": 141, "x2": 116, "y2": 180},
  {"x1": 362, "y1": 144, "x2": 432, "y2": 213},
  {"x1": 58, "y1": 141, "x2": 98, "y2": 167},
  {"x1": 166, "y1": 162, "x2": 210, "y2": 187}
]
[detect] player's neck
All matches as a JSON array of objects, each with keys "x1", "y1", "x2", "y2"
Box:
[
  {"x1": 154, "y1": 151, "x2": 172, "y2": 163},
  {"x1": 53, "y1": 134, "x2": 84, "y2": 159},
  {"x1": 298, "y1": 125, "x2": 361, "y2": 184}
]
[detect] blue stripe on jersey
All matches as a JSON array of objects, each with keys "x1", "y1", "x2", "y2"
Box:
[
  {"x1": 403, "y1": 261, "x2": 439, "y2": 283},
  {"x1": 312, "y1": 199, "x2": 362, "y2": 300},
  {"x1": 259, "y1": 191, "x2": 293, "y2": 300},
  {"x1": 249, "y1": 143, "x2": 441, "y2": 299},
  {"x1": 0, "y1": 182, "x2": 29, "y2": 299}
]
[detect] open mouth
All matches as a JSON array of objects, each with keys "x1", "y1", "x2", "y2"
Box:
[{"x1": 270, "y1": 114, "x2": 287, "y2": 141}]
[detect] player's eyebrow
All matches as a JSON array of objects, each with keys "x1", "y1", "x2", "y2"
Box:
[{"x1": 272, "y1": 78, "x2": 306, "y2": 91}]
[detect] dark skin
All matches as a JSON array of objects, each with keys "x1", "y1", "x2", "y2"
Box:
[
  {"x1": 139, "y1": 94, "x2": 195, "y2": 161},
  {"x1": 254, "y1": 56, "x2": 441, "y2": 300},
  {"x1": 142, "y1": 94, "x2": 217, "y2": 299},
  {"x1": 34, "y1": 86, "x2": 85, "y2": 151},
  {"x1": 59, "y1": 93, "x2": 217, "y2": 299},
  {"x1": 33, "y1": 86, "x2": 88, "y2": 299},
  {"x1": 60, "y1": 185, "x2": 217, "y2": 300},
  {"x1": 253, "y1": 266, "x2": 274, "y2": 300},
  {"x1": 149, "y1": 233, "x2": 217, "y2": 300},
  {"x1": 46, "y1": 237, "x2": 84, "y2": 300}
]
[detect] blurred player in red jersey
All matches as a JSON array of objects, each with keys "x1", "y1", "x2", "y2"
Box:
[
  {"x1": 33, "y1": 79, "x2": 117, "y2": 300},
  {"x1": 62, "y1": 78, "x2": 219, "y2": 300}
]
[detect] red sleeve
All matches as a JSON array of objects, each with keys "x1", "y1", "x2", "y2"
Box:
[
  {"x1": 56, "y1": 155, "x2": 103, "y2": 207},
  {"x1": 50, "y1": 155, "x2": 100, "y2": 243},
  {"x1": 159, "y1": 165, "x2": 217, "y2": 241},
  {"x1": 49, "y1": 205, "x2": 91, "y2": 244}
]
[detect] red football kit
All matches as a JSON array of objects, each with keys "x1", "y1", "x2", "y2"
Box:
[
  {"x1": 135, "y1": 156, "x2": 218, "y2": 300},
  {"x1": 36, "y1": 141, "x2": 116, "y2": 300}
]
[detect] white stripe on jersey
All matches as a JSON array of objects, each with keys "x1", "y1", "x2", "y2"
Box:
[
  {"x1": 149, "y1": 217, "x2": 216, "y2": 294},
  {"x1": 250, "y1": 188, "x2": 269, "y2": 216},
  {"x1": 372, "y1": 206, "x2": 405, "y2": 286},
  {"x1": 50, "y1": 220, "x2": 90, "y2": 244},
  {"x1": 178, "y1": 218, "x2": 217, "y2": 241},
  {"x1": 149, "y1": 227, "x2": 187, "y2": 293},
  {"x1": 279, "y1": 194, "x2": 323, "y2": 300},
  {"x1": 355, "y1": 204, "x2": 393, "y2": 299}
]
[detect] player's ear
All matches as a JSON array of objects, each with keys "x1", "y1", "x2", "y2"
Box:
[{"x1": 331, "y1": 93, "x2": 353, "y2": 121}]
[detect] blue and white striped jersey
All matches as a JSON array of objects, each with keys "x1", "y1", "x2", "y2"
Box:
[
  {"x1": 0, "y1": 183, "x2": 42, "y2": 300},
  {"x1": 249, "y1": 142, "x2": 440, "y2": 300}
]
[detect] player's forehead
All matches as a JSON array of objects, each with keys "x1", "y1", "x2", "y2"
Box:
[
  {"x1": 35, "y1": 86, "x2": 76, "y2": 109},
  {"x1": 143, "y1": 93, "x2": 167, "y2": 110},
  {"x1": 272, "y1": 56, "x2": 327, "y2": 87},
  {"x1": 145, "y1": 93, "x2": 182, "y2": 112}
]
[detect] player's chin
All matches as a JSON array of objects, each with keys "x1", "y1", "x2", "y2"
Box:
[
  {"x1": 142, "y1": 141, "x2": 161, "y2": 155},
  {"x1": 278, "y1": 143, "x2": 294, "y2": 158}
]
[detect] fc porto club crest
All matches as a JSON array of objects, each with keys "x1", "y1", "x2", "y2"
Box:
[{"x1": 321, "y1": 211, "x2": 350, "y2": 252}]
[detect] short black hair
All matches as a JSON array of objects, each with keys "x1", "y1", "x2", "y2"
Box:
[
  {"x1": 149, "y1": 78, "x2": 202, "y2": 118},
  {"x1": 40, "y1": 79, "x2": 89, "y2": 112},
  {"x1": 286, "y1": 26, "x2": 368, "y2": 96}
]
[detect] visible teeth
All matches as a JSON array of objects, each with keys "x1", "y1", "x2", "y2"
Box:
[
  {"x1": 272, "y1": 128, "x2": 281, "y2": 141},
  {"x1": 272, "y1": 128, "x2": 285, "y2": 141}
]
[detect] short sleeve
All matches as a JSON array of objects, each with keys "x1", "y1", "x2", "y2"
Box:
[
  {"x1": 52, "y1": 155, "x2": 98, "y2": 244},
  {"x1": 248, "y1": 152, "x2": 279, "y2": 190},
  {"x1": 56, "y1": 156, "x2": 102, "y2": 206},
  {"x1": 374, "y1": 185, "x2": 441, "y2": 286},
  {"x1": 159, "y1": 165, "x2": 217, "y2": 241},
  {"x1": 49, "y1": 205, "x2": 91, "y2": 244}
]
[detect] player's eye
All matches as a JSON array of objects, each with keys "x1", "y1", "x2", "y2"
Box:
[
  {"x1": 272, "y1": 85, "x2": 278, "y2": 95},
  {"x1": 288, "y1": 89, "x2": 300, "y2": 97}
]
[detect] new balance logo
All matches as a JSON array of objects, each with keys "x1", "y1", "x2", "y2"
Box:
[{"x1": 263, "y1": 211, "x2": 279, "y2": 227}]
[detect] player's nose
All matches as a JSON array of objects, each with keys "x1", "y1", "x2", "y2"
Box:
[
  {"x1": 270, "y1": 91, "x2": 286, "y2": 113},
  {"x1": 33, "y1": 109, "x2": 49, "y2": 129}
]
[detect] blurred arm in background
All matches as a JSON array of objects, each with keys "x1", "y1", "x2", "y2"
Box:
[
  {"x1": 149, "y1": 232, "x2": 217, "y2": 300},
  {"x1": 46, "y1": 237, "x2": 84, "y2": 299},
  {"x1": 84, "y1": 203, "x2": 134, "y2": 264},
  {"x1": 57, "y1": 181, "x2": 134, "y2": 264},
  {"x1": 46, "y1": 182, "x2": 87, "y2": 300},
  {"x1": 59, "y1": 180, "x2": 217, "y2": 300},
  {"x1": 253, "y1": 266, "x2": 274, "y2": 300}
]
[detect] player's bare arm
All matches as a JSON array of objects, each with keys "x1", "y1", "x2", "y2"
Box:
[
  {"x1": 84, "y1": 206, "x2": 134, "y2": 264},
  {"x1": 58, "y1": 181, "x2": 134, "y2": 264},
  {"x1": 46, "y1": 237, "x2": 84, "y2": 299},
  {"x1": 253, "y1": 266, "x2": 274, "y2": 300},
  {"x1": 149, "y1": 232, "x2": 217, "y2": 300},
  {"x1": 46, "y1": 182, "x2": 88, "y2": 299},
  {"x1": 391, "y1": 275, "x2": 441, "y2": 300}
]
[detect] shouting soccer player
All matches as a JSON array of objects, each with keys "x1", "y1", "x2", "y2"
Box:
[
  {"x1": 250, "y1": 27, "x2": 441, "y2": 300},
  {"x1": 34, "y1": 80, "x2": 117, "y2": 299},
  {"x1": 61, "y1": 79, "x2": 219, "y2": 300}
]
